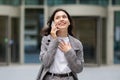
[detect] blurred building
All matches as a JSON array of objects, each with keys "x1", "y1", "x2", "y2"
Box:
[{"x1": 0, "y1": 0, "x2": 120, "y2": 66}]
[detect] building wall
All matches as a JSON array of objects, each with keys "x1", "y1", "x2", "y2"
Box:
[
  {"x1": 0, "y1": 0, "x2": 120, "y2": 65},
  {"x1": 0, "y1": 6, "x2": 20, "y2": 17},
  {"x1": 48, "y1": 5, "x2": 107, "y2": 17}
]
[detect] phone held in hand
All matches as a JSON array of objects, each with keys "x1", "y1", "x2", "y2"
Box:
[{"x1": 51, "y1": 21, "x2": 54, "y2": 27}]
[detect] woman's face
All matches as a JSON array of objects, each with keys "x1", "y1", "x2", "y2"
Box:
[{"x1": 54, "y1": 11, "x2": 70, "y2": 30}]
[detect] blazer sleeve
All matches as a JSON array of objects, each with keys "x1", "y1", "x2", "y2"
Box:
[
  {"x1": 39, "y1": 36, "x2": 59, "y2": 68},
  {"x1": 64, "y1": 40, "x2": 84, "y2": 73}
]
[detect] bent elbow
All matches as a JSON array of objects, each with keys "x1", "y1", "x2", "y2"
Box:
[
  {"x1": 77, "y1": 66, "x2": 83, "y2": 73},
  {"x1": 72, "y1": 63, "x2": 84, "y2": 73}
]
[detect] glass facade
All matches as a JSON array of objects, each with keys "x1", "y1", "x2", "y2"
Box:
[
  {"x1": 0, "y1": 16, "x2": 8, "y2": 63},
  {"x1": 0, "y1": 0, "x2": 20, "y2": 6},
  {"x1": 114, "y1": 11, "x2": 120, "y2": 64},
  {"x1": 0, "y1": 16, "x2": 20, "y2": 64},
  {"x1": 80, "y1": 0, "x2": 109, "y2": 6},
  {"x1": 47, "y1": 0, "x2": 76, "y2": 5},
  {"x1": 47, "y1": 0, "x2": 108, "y2": 6},
  {"x1": 72, "y1": 17, "x2": 97, "y2": 64},
  {"x1": 24, "y1": 9, "x2": 44, "y2": 63},
  {"x1": 11, "y1": 18, "x2": 20, "y2": 63},
  {"x1": 102, "y1": 18, "x2": 107, "y2": 64},
  {"x1": 112, "y1": 0, "x2": 120, "y2": 5},
  {"x1": 25, "y1": 0, "x2": 43, "y2": 5}
]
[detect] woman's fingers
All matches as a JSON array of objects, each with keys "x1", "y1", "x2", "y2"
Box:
[
  {"x1": 58, "y1": 40, "x2": 71, "y2": 53},
  {"x1": 50, "y1": 23, "x2": 60, "y2": 38}
]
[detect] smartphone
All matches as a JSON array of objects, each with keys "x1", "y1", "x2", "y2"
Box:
[{"x1": 51, "y1": 21, "x2": 54, "y2": 27}]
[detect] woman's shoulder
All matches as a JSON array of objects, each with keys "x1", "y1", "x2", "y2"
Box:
[
  {"x1": 42, "y1": 35, "x2": 51, "y2": 39},
  {"x1": 69, "y1": 35, "x2": 82, "y2": 43},
  {"x1": 42, "y1": 35, "x2": 54, "y2": 42},
  {"x1": 69, "y1": 35, "x2": 83, "y2": 48}
]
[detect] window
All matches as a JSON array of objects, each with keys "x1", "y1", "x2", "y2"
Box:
[
  {"x1": 80, "y1": 0, "x2": 108, "y2": 6},
  {"x1": 114, "y1": 11, "x2": 120, "y2": 64},
  {"x1": 112, "y1": 0, "x2": 120, "y2": 5},
  {"x1": 25, "y1": 0, "x2": 43, "y2": 5},
  {"x1": 47, "y1": 0, "x2": 76, "y2": 6},
  {"x1": 24, "y1": 9, "x2": 44, "y2": 63},
  {"x1": 0, "y1": 0, "x2": 21, "y2": 6}
]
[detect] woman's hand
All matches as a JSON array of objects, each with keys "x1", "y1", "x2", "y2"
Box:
[
  {"x1": 50, "y1": 22, "x2": 59, "y2": 39},
  {"x1": 58, "y1": 40, "x2": 72, "y2": 53}
]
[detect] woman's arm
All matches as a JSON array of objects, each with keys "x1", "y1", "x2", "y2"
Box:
[
  {"x1": 64, "y1": 41, "x2": 84, "y2": 73},
  {"x1": 39, "y1": 36, "x2": 59, "y2": 68}
]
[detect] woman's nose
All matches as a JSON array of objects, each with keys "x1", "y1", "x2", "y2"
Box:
[{"x1": 60, "y1": 17, "x2": 64, "y2": 21}]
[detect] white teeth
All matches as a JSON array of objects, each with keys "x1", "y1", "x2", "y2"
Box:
[{"x1": 60, "y1": 23, "x2": 65, "y2": 25}]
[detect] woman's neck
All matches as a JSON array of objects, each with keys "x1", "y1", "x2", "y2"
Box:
[{"x1": 57, "y1": 29, "x2": 68, "y2": 37}]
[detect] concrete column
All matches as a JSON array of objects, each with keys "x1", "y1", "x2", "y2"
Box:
[
  {"x1": 19, "y1": 2, "x2": 25, "y2": 64},
  {"x1": 76, "y1": 0, "x2": 80, "y2": 4},
  {"x1": 106, "y1": 6, "x2": 114, "y2": 65},
  {"x1": 109, "y1": 0, "x2": 112, "y2": 6},
  {"x1": 44, "y1": 0, "x2": 49, "y2": 27},
  {"x1": 7, "y1": 16, "x2": 11, "y2": 65},
  {"x1": 97, "y1": 17, "x2": 103, "y2": 66}
]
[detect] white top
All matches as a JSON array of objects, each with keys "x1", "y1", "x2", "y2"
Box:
[{"x1": 49, "y1": 37, "x2": 71, "y2": 74}]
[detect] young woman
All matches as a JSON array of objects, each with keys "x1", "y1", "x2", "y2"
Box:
[{"x1": 36, "y1": 8, "x2": 84, "y2": 80}]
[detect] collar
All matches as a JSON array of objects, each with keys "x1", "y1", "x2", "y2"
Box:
[{"x1": 47, "y1": 35, "x2": 80, "y2": 50}]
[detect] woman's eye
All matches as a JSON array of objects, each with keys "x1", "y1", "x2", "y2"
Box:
[
  {"x1": 55, "y1": 16, "x2": 60, "y2": 19},
  {"x1": 63, "y1": 15, "x2": 67, "y2": 18}
]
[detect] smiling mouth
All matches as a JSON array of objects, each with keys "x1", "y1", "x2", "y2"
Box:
[{"x1": 59, "y1": 22, "x2": 66, "y2": 26}]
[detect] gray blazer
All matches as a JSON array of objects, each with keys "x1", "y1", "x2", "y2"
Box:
[{"x1": 36, "y1": 35, "x2": 84, "y2": 80}]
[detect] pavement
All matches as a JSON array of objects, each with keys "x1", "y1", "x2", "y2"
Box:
[{"x1": 0, "y1": 64, "x2": 120, "y2": 80}]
